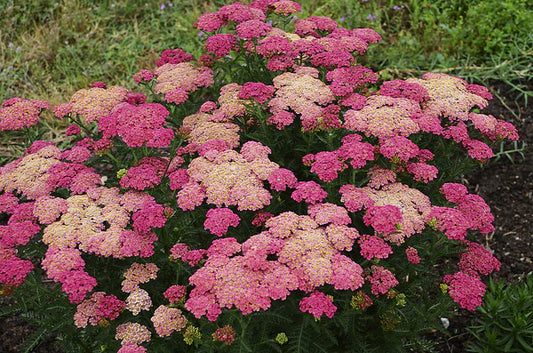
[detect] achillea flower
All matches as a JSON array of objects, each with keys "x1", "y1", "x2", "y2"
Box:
[
  {"x1": 271, "y1": 0, "x2": 301, "y2": 15},
  {"x1": 117, "y1": 344, "x2": 147, "y2": 353},
  {"x1": 156, "y1": 48, "x2": 193, "y2": 66},
  {"x1": 115, "y1": 322, "x2": 151, "y2": 346},
  {"x1": 33, "y1": 196, "x2": 68, "y2": 225},
  {"x1": 406, "y1": 162, "x2": 439, "y2": 183},
  {"x1": 406, "y1": 73, "x2": 488, "y2": 121},
  {"x1": 299, "y1": 291, "x2": 337, "y2": 319},
  {"x1": 443, "y1": 271, "x2": 486, "y2": 311},
  {"x1": 269, "y1": 70, "x2": 335, "y2": 131},
  {"x1": 74, "y1": 291, "x2": 125, "y2": 328},
  {"x1": 443, "y1": 122, "x2": 469, "y2": 143},
  {"x1": 188, "y1": 121, "x2": 240, "y2": 149},
  {"x1": 151, "y1": 305, "x2": 188, "y2": 337},
  {"x1": 340, "y1": 182, "x2": 431, "y2": 243},
  {"x1": 41, "y1": 246, "x2": 85, "y2": 282},
  {"x1": 195, "y1": 12, "x2": 227, "y2": 32},
  {"x1": 336, "y1": 135, "x2": 375, "y2": 169},
  {"x1": 46, "y1": 162, "x2": 102, "y2": 194},
  {"x1": 252, "y1": 211, "x2": 274, "y2": 227},
  {"x1": 358, "y1": 235, "x2": 393, "y2": 260},
  {"x1": 0, "y1": 148, "x2": 62, "y2": 201},
  {"x1": 458, "y1": 241, "x2": 500, "y2": 276},
  {"x1": 330, "y1": 253, "x2": 364, "y2": 290},
  {"x1": 60, "y1": 146, "x2": 92, "y2": 163},
  {"x1": 120, "y1": 164, "x2": 162, "y2": 191},
  {"x1": 0, "y1": 97, "x2": 50, "y2": 131},
  {"x1": 291, "y1": 181, "x2": 328, "y2": 204},
  {"x1": 205, "y1": 33, "x2": 239, "y2": 58},
  {"x1": 98, "y1": 103, "x2": 173, "y2": 148},
  {"x1": 456, "y1": 194, "x2": 494, "y2": 234},
  {"x1": 204, "y1": 207, "x2": 241, "y2": 237},
  {"x1": 379, "y1": 136, "x2": 420, "y2": 162},
  {"x1": 184, "y1": 148, "x2": 276, "y2": 211},
  {"x1": 440, "y1": 183, "x2": 468, "y2": 203},
  {"x1": 267, "y1": 168, "x2": 297, "y2": 191},
  {"x1": 379, "y1": 79, "x2": 429, "y2": 103},
  {"x1": 0, "y1": 250, "x2": 34, "y2": 289},
  {"x1": 126, "y1": 289, "x2": 152, "y2": 315},
  {"x1": 212, "y1": 325, "x2": 236, "y2": 345},
  {"x1": 308, "y1": 151, "x2": 347, "y2": 182},
  {"x1": 236, "y1": 19, "x2": 272, "y2": 39},
  {"x1": 405, "y1": 246, "x2": 421, "y2": 264},
  {"x1": 428, "y1": 206, "x2": 469, "y2": 240},
  {"x1": 163, "y1": 285, "x2": 186, "y2": 304},
  {"x1": 153, "y1": 62, "x2": 214, "y2": 102},
  {"x1": 121, "y1": 263, "x2": 159, "y2": 293},
  {"x1": 267, "y1": 110, "x2": 295, "y2": 129},
  {"x1": 61, "y1": 269, "x2": 98, "y2": 303},
  {"x1": 168, "y1": 169, "x2": 190, "y2": 191},
  {"x1": 464, "y1": 139, "x2": 494, "y2": 161},
  {"x1": 307, "y1": 203, "x2": 351, "y2": 225},
  {"x1": 177, "y1": 182, "x2": 206, "y2": 211},
  {"x1": 366, "y1": 265, "x2": 399, "y2": 296},
  {"x1": 344, "y1": 95, "x2": 421, "y2": 138},
  {"x1": 367, "y1": 166, "x2": 396, "y2": 189},
  {"x1": 238, "y1": 82, "x2": 275, "y2": 104},
  {"x1": 220, "y1": 2, "x2": 266, "y2": 23},
  {"x1": 132, "y1": 69, "x2": 154, "y2": 83},
  {"x1": 363, "y1": 204, "x2": 403, "y2": 235},
  {"x1": 325, "y1": 224, "x2": 359, "y2": 251},
  {"x1": 68, "y1": 86, "x2": 129, "y2": 124},
  {"x1": 326, "y1": 66, "x2": 377, "y2": 97}
]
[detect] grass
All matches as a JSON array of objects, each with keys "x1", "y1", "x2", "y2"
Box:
[{"x1": 0, "y1": 0, "x2": 531, "y2": 105}]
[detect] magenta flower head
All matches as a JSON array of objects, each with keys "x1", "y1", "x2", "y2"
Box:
[{"x1": 0, "y1": 97, "x2": 50, "y2": 131}]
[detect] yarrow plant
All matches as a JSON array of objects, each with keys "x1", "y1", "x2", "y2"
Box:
[{"x1": 0, "y1": 1, "x2": 520, "y2": 352}]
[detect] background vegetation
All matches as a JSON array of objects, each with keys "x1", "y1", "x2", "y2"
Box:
[{"x1": 1, "y1": 0, "x2": 531, "y2": 105}]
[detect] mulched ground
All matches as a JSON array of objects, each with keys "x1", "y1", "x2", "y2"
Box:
[{"x1": 0, "y1": 81, "x2": 531, "y2": 353}]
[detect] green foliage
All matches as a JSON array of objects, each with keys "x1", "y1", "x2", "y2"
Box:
[{"x1": 467, "y1": 275, "x2": 533, "y2": 353}]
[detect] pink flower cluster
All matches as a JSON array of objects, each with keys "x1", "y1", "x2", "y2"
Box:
[
  {"x1": 184, "y1": 210, "x2": 364, "y2": 321},
  {"x1": 0, "y1": 97, "x2": 50, "y2": 131},
  {"x1": 99, "y1": 103, "x2": 174, "y2": 148}
]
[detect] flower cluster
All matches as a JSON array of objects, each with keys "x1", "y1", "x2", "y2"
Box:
[{"x1": 0, "y1": 0, "x2": 519, "y2": 351}]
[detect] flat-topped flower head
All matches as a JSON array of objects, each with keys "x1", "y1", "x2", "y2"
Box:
[
  {"x1": 379, "y1": 79, "x2": 429, "y2": 103},
  {"x1": 121, "y1": 263, "x2": 159, "y2": 293},
  {"x1": 344, "y1": 95, "x2": 421, "y2": 138},
  {"x1": 299, "y1": 291, "x2": 337, "y2": 319},
  {"x1": 406, "y1": 73, "x2": 489, "y2": 121},
  {"x1": 443, "y1": 271, "x2": 486, "y2": 311},
  {"x1": 99, "y1": 103, "x2": 173, "y2": 148},
  {"x1": 269, "y1": 70, "x2": 335, "y2": 131},
  {"x1": 156, "y1": 48, "x2": 193, "y2": 67},
  {"x1": 126, "y1": 289, "x2": 152, "y2": 315},
  {"x1": 458, "y1": 241, "x2": 500, "y2": 276},
  {"x1": 0, "y1": 146, "x2": 62, "y2": 200},
  {"x1": 151, "y1": 305, "x2": 188, "y2": 337},
  {"x1": 358, "y1": 235, "x2": 393, "y2": 260},
  {"x1": 153, "y1": 62, "x2": 214, "y2": 102},
  {"x1": 115, "y1": 322, "x2": 151, "y2": 346},
  {"x1": 340, "y1": 182, "x2": 432, "y2": 244},
  {"x1": 183, "y1": 147, "x2": 277, "y2": 211},
  {"x1": 74, "y1": 291, "x2": 125, "y2": 328},
  {"x1": 0, "y1": 97, "x2": 50, "y2": 131},
  {"x1": 66, "y1": 85, "x2": 129, "y2": 124},
  {"x1": 204, "y1": 207, "x2": 241, "y2": 237},
  {"x1": 366, "y1": 265, "x2": 399, "y2": 296}
]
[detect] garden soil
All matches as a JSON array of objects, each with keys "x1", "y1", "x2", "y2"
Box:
[{"x1": 0, "y1": 81, "x2": 531, "y2": 353}]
